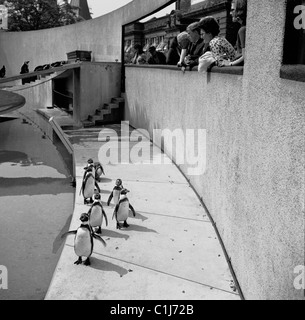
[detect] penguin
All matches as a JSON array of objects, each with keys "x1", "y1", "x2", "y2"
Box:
[
  {"x1": 80, "y1": 167, "x2": 100, "y2": 205},
  {"x1": 0, "y1": 65, "x2": 6, "y2": 78},
  {"x1": 93, "y1": 162, "x2": 105, "y2": 181},
  {"x1": 84, "y1": 158, "x2": 94, "y2": 170},
  {"x1": 20, "y1": 61, "x2": 30, "y2": 74},
  {"x1": 42, "y1": 64, "x2": 51, "y2": 70},
  {"x1": 50, "y1": 61, "x2": 64, "y2": 68},
  {"x1": 61, "y1": 212, "x2": 106, "y2": 266},
  {"x1": 83, "y1": 159, "x2": 104, "y2": 182},
  {"x1": 34, "y1": 65, "x2": 44, "y2": 72},
  {"x1": 112, "y1": 188, "x2": 136, "y2": 230},
  {"x1": 107, "y1": 179, "x2": 124, "y2": 206},
  {"x1": 88, "y1": 193, "x2": 108, "y2": 234}
]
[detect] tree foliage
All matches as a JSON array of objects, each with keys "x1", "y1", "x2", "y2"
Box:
[{"x1": 4, "y1": 0, "x2": 83, "y2": 31}]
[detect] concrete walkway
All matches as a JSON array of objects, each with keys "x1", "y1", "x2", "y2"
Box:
[{"x1": 45, "y1": 123, "x2": 240, "y2": 300}]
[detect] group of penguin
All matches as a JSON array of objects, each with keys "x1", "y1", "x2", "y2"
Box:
[{"x1": 62, "y1": 158, "x2": 136, "y2": 266}]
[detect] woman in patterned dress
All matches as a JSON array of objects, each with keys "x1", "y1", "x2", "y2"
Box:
[{"x1": 197, "y1": 16, "x2": 236, "y2": 66}]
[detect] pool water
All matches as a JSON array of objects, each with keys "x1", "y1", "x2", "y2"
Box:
[{"x1": 0, "y1": 117, "x2": 74, "y2": 300}]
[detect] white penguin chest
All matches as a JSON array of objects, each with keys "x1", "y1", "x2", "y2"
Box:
[
  {"x1": 96, "y1": 167, "x2": 103, "y2": 177},
  {"x1": 117, "y1": 201, "x2": 129, "y2": 221},
  {"x1": 74, "y1": 228, "x2": 92, "y2": 257},
  {"x1": 113, "y1": 190, "x2": 121, "y2": 205},
  {"x1": 90, "y1": 206, "x2": 103, "y2": 226},
  {"x1": 84, "y1": 175, "x2": 95, "y2": 198}
]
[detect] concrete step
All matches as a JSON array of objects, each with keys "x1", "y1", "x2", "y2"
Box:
[
  {"x1": 98, "y1": 103, "x2": 120, "y2": 111},
  {"x1": 95, "y1": 109, "x2": 111, "y2": 116},
  {"x1": 111, "y1": 97, "x2": 125, "y2": 104},
  {"x1": 82, "y1": 120, "x2": 95, "y2": 128},
  {"x1": 86, "y1": 96, "x2": 124, "y2": 126},
  {"x1": 95, "y1": 108, "x2": 123, "y2": 125},
  {"x1": 88, "y1": 114, "x2": 102, "y2": 123}
]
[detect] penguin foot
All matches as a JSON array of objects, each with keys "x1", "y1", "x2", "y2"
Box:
[
  {"x1": 84, "y1": 258, "x2": 91, "y2": 266},
  {"x1": 89, "y1": 198, "x2": 94, "y2": 204},
  {"x1": 123, "y1": 221, "x2": 130, "y2": 228},
  {"x1": 96, "y1": 227, "x2": 102, "y2": 234},
  {"x1": 116, "y1": 223, "x2": 121, "y2": 230},
  {"x1": 74, "y1": 257, "x2": 82, "y2": 265},
  {"x1": 84, "y1": 199, "x2": 89, "y2": 205}
]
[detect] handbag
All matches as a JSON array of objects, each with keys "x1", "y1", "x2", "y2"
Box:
[{"x1": 198, "y1": 51, "x2": 216, "y2": 73}]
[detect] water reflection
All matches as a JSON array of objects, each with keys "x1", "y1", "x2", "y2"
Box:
[{"x1": 0, "y1": 117, "x2": 74, "y2": 300}]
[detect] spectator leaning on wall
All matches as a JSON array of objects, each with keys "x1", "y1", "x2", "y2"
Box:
[
  {"x1": 198, "y1": 16, "x2": 236, "y2": 72},
  {"x1": 176, "y1": 31, "x2": 191, "y2": 69},
  {"x1": 130, "y1": 43, "x2": 147, "y2": 65},
  {"x1": 219, "y1": 0, "x2": 247, "y2": 67},
  {"x1": 184, "y1": 21, "x2": 205, "y2": 70},
  {"x1": 147, "y1": 46, "x2": 166, "y2": 65}
]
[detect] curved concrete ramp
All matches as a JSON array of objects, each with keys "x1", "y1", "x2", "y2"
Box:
[
  {"x1": 45, "y1": 123, "x2": 240, "y2": 300},
  {"x1": 0, "y1": 90, "x2": 25, "y2": 115}
]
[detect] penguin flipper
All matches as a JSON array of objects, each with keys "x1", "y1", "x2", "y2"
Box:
[
  {"x1": 107, "y1": 191, "x2": 113, "y2": 206},
  {"x1": 79, "y1": 177, "x2": 85, "y2": 196},
  {"x1": 92, "y1": 233, "x2": 107, "y2": 247},
  {"x1": 79, "y1": 170, "x2": 87, "y2": 195},
  {"x1": 102, "y1": 209, "x2": 108, "y2": 227},
  {"x1": 95, "y1": 181, "x2": 101, "y2": 193},
  {"x1": 129, "y1": 204, "x2": 136, "y2": 217},
  {"x1": 61, "y1": 230, "x2": 77, "y2": 239},
  {"x1": 112, "y1": 204, "x2": 119, "y2": 220}
]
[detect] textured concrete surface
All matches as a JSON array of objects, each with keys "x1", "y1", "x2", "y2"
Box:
[
  {"x1": 0, "y1": 90, "x2": 25, "y2": 115},
  {"x1": 0, "y1": 0, "x2": 171, "y2": 76},
  {"x1": 124, "y1": 1, "x2": 305, "y2": 300},
  {"x1": 45, "y1": 123, "x2": 240, "y2": 300}
]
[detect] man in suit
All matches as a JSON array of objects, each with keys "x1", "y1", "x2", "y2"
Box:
[
  {"x1": 147, "y1": 46, "x2": 166, "y2": 65},
  {"x1": 185, "y1": 22, "x2": 206, "y2": 70}
]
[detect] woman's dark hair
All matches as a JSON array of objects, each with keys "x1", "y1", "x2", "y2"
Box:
[
  {"x1": 235, "y1": 0, "x2": 247, "y2": 24},
  {"x1": 198, "y1": 16, "x2": 220, "y2": 37},
  {"x1": 186, "y1": 21, "x2": 201, "y2": 34},
  {"x1": 133, "y1": 43, "x2": 144, "y2": 54}
]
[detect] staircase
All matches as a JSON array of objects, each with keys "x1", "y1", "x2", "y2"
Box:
[{"x1": 82, "y1": 97, "x2": 125, "y2": 127}]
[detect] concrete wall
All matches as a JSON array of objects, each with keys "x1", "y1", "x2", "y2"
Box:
[
  {"x1": 2, "y1": 62, "x2": 121, "y2": 123},
  {"x1": 0, "y1": 0, "x2": 173, "y2": 77},
  {"x1": 124, "y1": 0, "x2": 305, "y2": 300},
  {"x1": 79, "y1": 62, "x2": 121, "y2": 121},
  {"x1": 0, "y1": 0, "x2": 304, "y2": 300},
  {"x1": 4, "y1": 76, "x2": 53, "y2": 115}
]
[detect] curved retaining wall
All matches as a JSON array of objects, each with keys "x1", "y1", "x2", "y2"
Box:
[
  {"x1": 0, "y1": 0, "x2": 172, "y2": 77},
  {"x1": 125, "y1": 51, "x2": 304, "y2": 302},
  {"x1": 0, "y1": 0, "x2": 304, "y2": 300}
]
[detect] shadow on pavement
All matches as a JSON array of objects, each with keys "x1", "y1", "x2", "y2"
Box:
[
  {"x1": 90, "y1": 257, "x2": 129, "y2": 277},
  {"x1": 102, "y1": 229, "x2": 130, "y2": 240},
  {"x1": 52, "y1": 214, "x2": 73, "y2": 254},
  {"x1": 125, "y1": 224, "x2": 158, "y2": 234}
]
